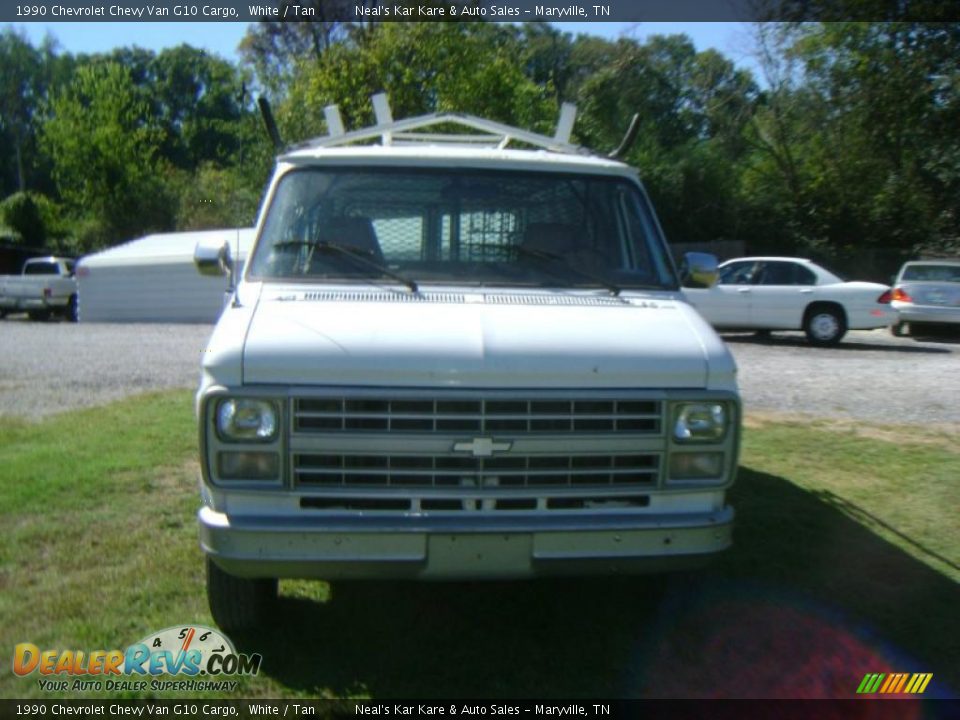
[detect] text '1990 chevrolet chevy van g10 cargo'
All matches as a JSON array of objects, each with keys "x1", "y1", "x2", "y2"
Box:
[{"x1": 194, "y1": 96, "x2": 740, "y2": 630}]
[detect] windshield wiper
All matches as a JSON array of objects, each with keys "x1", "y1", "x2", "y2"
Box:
[
  {"x1": 315, "y1": 241, "x2": 419, "y2": 293},
  {"x1": 271, "y1": 240, "x2": 419, "y2": 293},
  {"x1": 514, "y1": 245, "x2": 621, "y2": 296}
]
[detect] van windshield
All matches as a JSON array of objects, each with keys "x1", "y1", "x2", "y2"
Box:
[{"x1": 246, "y1": 167, "x2": 677, "y2": 291}]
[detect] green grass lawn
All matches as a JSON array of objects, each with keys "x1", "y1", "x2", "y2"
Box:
[{"x1": 1, "y1": 391, "x2": 957, "y2": 699}]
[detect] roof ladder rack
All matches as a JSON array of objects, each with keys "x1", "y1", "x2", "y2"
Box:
[{"x1": 292, "y1": 93, "x2": 588, "y2": 155}]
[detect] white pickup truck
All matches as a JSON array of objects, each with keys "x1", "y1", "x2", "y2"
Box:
[
  {"x1": 0, "y1": 256, "x2": 79, "y2": 322},
  {"x1": 194, "y1": 98, "x2": 741, "y2": 630}
]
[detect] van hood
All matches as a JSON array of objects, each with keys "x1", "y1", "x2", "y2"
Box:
[{"x1": 240, "y1": 289, "x2": 721, "y2": 389}]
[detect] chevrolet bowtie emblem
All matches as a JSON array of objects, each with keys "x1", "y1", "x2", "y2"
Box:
[{"x1": 452, "y1": 438, "x2": 513, "y2": 457}]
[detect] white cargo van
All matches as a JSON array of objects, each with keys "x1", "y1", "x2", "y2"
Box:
[{"x1": 194, "y1": 98, "x2": 740, "y2": 630}]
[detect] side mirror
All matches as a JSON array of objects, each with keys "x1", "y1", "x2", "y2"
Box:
[
  {"x1": 195, "y1": 241, "x2": 233, "y2": 278},
  {"x1": 679, "y1": 252, "x2": 720, "y2": 288}
]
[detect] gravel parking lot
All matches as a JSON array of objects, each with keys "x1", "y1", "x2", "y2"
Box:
[
  {"x1": 0, "y1": 318, "x2": 958, "y2": 425},
  {"x1": 723, "y1": 328, "x2": 960, "y2": 426},
  {"x1": 0, "y1": 320, "x2": 213, "y2": 419}
]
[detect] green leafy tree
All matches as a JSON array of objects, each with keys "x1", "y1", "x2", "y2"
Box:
[
  {"x1": 81, "y1": 44, "x2": 253, "y2": 172},
  {"x1": 0, "y1": 28, "x2": 66, "y2": 196},
  {"x1": 576, "y1": 35, "x2": 758, "y2": 244},
  {"x1": 176, "y1": 162, "x2": 263, "y2": 230},
  {"x1": 0, "y1": 192, "x2": 44, "y2": 247},
  {"x1": 740, "y1": 22, "x2": 960, "y2": 266},
  {"x1": 799, "y1": 23, "x2": 958, "y2": 251},
  {"x1": 150, "y1": 45, "x2": 251, "y2": 170},
  {"x1": 239, "y1": 2, "x2": 363, "y2": 99},
  {"x1": 39, "y1": 61, "x2": 173, "y2": 250},
  {"x1": 516, "y1": 23, "x2": 575, "y2": 104},
  {"x1": 282, "y1": 23, "x2": 553, "y2": 144}
]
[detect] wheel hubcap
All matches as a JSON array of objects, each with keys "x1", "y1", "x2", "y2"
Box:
[{"x1": 811, "y1": 313, "x2": 839, "y2": 340}]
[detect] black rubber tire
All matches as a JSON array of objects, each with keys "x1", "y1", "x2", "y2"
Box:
[
  {"x1": 66, "y1": 295, "x2": 79, "y2": 323},
  {"x1": 890, "y1": 321, "x2": 908, "y2": 337},
  {"x1": 803, "y1": 304, "x2": 847, "y2": 346},
  {"x1": 206, "y1": 558, "x2": 277, "y2": 632},
  {"x1": 27, "y1": 310, "x2": 51, "y2": 322}
]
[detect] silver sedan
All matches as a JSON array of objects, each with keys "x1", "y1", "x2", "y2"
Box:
[{"x1": 889, "y1": 259, "x2": 960, "y2": 336}]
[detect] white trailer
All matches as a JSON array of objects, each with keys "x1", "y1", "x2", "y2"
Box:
[{"x1": 76, "y1": 229, "x2": 254, "y2": 323}]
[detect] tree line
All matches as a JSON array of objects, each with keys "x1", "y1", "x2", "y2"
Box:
[{"x1": 1, "y1": 21, "x2": 957, "y2": 278}]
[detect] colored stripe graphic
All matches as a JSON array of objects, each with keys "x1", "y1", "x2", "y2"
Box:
[
  {"x1": 879, "y1": 674, "x2": 897, "y2": 693},
  {"x1": 906, "y1": 674, "x2": 933, "y2": 694},
  {"x1": 857, "y1": 672, "x2": 932, "y2": 694},
  {"x1": 890, "y1": 674, "x2": 908, "y2": 693},
  {"x1": 857, "y1": 673, "x2": 885, "y2": 694}
]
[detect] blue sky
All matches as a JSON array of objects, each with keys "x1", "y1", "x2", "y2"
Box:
[{"x1": 11, "y1": 21, "x2": 758, "y2": 72}]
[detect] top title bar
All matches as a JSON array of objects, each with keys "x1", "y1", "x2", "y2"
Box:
[{"x1": 4, "y1": 0, "x2": 959, "y2": 23}]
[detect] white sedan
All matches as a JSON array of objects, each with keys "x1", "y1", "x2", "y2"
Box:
[{"x1": 683, "y1": 257, "x2": 894, "y2": 345}]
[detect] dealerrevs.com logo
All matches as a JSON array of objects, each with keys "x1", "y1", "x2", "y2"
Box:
[{"x1": 13, "y1": 625, "x2": 261, "y2": 693}]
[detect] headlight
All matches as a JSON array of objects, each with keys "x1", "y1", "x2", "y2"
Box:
[
  {"x1": 673, "y1": 403, "x2": 728, "y2": 442},
  {"x1": 216, "y1": 399, "x2": 279, "y2": 442}
]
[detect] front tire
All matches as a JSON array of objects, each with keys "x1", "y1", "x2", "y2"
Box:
[
  {"x1": 27, "y1": 310, "x2": 51, "y2": 322},
  {"x1": 804, "y1": 305, "x2": 847, "y2": 346},
  {"x1": 206, "y1": 558, "x2": 277, "y2": 632}
]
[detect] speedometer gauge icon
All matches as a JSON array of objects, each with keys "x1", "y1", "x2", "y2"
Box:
[{"x1": 130, "y1": 625, "x2": 236, "y2": 675}]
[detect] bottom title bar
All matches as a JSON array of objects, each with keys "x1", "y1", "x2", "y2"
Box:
[{"x1": 1, "y1": 699, "x2": 958, "y2": 720}]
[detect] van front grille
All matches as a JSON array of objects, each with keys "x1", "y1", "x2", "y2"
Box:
[{"x1": 293, "y1": 397, "x2": 662, "y2": 435}]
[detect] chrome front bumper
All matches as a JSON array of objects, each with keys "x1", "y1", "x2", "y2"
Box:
[{"x1": 199, "y1": 505, "x2": 734, "y2": 580}]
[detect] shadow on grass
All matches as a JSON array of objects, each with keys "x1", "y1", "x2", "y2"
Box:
[
  {"x1": 816, "y1": 490, "x2": 960, "y2": 575},
  {"x1": 232, "y1": 468, "x2": 959, "y2": 699}
]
